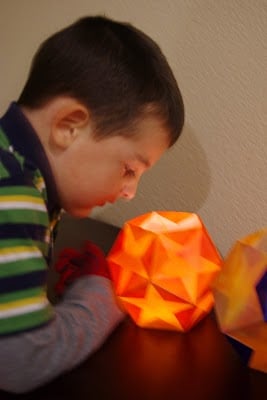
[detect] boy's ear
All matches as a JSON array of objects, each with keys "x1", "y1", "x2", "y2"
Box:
[{"x1": 50, "y1": 100, "x2": 90, "y2": 149}]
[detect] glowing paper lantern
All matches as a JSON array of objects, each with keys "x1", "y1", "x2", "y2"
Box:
[
  {"x1": 213, "y1": 228, "x2": 267, "y2": 372},
  {"x1": 107, "y1": 211, "x2": 222, "y2": 332}
]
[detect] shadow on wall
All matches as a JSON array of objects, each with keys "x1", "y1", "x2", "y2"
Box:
[
  {"x1": 146, "y1": 123, "x2": 211, "y2": 211},
  {"x1": 93, "y1": 124, "x2": 211, "y2": 225}
]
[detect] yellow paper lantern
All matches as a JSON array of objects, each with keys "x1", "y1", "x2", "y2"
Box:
[
  {"x1": 107, "y1": 211, "x2": 222, "y2": 332},
  {"x1": 213, "y1": 228, "x2": 267, "y2": 372}
]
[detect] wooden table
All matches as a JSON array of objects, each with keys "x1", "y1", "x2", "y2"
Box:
[{"x1": 0, "y1": 215, "x2": 266, "y2": 399}]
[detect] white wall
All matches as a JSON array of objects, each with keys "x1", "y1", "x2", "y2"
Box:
[{"x1": 1, "y1": 0, "x2": 266, "y2": 256}]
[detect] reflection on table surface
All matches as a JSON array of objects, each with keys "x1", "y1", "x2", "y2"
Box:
[{"x1": 0, "y1": 314, "x2": 250, "y2": 400}]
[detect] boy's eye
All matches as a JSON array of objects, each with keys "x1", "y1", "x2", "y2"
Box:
[{"x1": 124, "y1": 165, "x2": 136, "y2": 178}]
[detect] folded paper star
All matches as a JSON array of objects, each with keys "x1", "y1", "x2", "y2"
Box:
[
  {"x1": 107, "y1": 211, "x2": 222, "y2": 332},
  {"x1": 213, "y1": 227, "x2": 267, "y2": 372}
]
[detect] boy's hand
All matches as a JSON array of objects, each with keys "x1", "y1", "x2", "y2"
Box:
[{"x1": 54, "y1": 241, "x2": 110, "y2": 296}]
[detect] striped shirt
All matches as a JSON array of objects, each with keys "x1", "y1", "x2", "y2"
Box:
[{"x1": 0, "y1": 103, "x2": 61, "y2": 335}]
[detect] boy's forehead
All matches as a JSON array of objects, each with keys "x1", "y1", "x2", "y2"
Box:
[{"x1": 95, "y1": 115, "x2": 169, "y2": 165}]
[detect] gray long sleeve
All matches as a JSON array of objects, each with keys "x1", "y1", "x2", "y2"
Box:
[{"x1": 0, "y1": 275, "x2": 124, "y2": 394}]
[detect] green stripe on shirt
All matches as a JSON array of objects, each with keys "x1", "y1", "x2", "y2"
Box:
[
  {"x1": 0, "y1": 306, "x2": 53, "y2": 335},
  {"x1": 0, "y1": 238, "x2": 47, "y2": 251},
  {"x1": 0, "y1": 209, "x2": 48, "y2": 225},
  {"x1": 0, "y1": 162, "x2": 10, "y2": 179},
  {"x1": 0, "y1": 257, "x2": 47, "y2": 278},
  {"x1": 0, "y1": 186, "x2": 45, "y2": 198},
  {"x1": 0, "y1": 287, "x2": 45, "y2": 303},
  {"x1": 0, "y1": 127, "x2": 11, "y2": 149}
]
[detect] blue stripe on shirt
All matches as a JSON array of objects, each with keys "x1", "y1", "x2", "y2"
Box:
[
  {"x1": 0, "y1": 223, "x2": 47, "y2": 242},
  {"x1": 0, "y1": 270, "x2": 47, "y2": 294}
]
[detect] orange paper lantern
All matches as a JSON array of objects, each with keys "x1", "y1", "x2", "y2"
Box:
[
  {"x1": 107, "y1": 211, "x2": 222, "y2": 332},
  {"x1": 213, "y1": 228, "x2": 267, "y2": 372}
]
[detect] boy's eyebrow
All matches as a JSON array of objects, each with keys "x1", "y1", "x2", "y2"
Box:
[{"x1": 135, "y1": 153, "x2": 151, "y2": 168}]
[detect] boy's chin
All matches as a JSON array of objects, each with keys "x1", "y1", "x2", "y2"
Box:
[{"x1": 64, "y1": 207, "x2": 93, "y2": 219}]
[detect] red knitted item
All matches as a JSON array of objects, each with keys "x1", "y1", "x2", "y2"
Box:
[{"x1": 54, "y1": 241, "x2": 110, "y2": 296}]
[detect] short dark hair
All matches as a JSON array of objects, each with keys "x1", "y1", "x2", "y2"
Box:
[{"x1": 18, "y1": 16, "x2": 184, "y2": 146}]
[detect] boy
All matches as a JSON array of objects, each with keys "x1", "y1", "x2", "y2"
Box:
[{"x1": 0, "y1": 16, "x2": 184, "y2": 393}]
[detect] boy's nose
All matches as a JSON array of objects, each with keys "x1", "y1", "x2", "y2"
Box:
[{"x1": 120, "y1": 181, "x2": 138, "y2": 200}]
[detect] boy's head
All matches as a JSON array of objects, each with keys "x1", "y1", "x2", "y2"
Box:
[
  {"x1": 18, "y1": 15, "x2": 184, "y2": 146},
  {"x1": 18, "y1": 16, "x2": 185, "y2": 217}
]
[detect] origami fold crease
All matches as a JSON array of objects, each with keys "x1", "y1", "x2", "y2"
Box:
[
  {"x1": 213, "y1": 227, "x2": 267, "y2": 373},
  {"x1": 107, "y1": 211, "x2": 222, "y2": 332}
]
